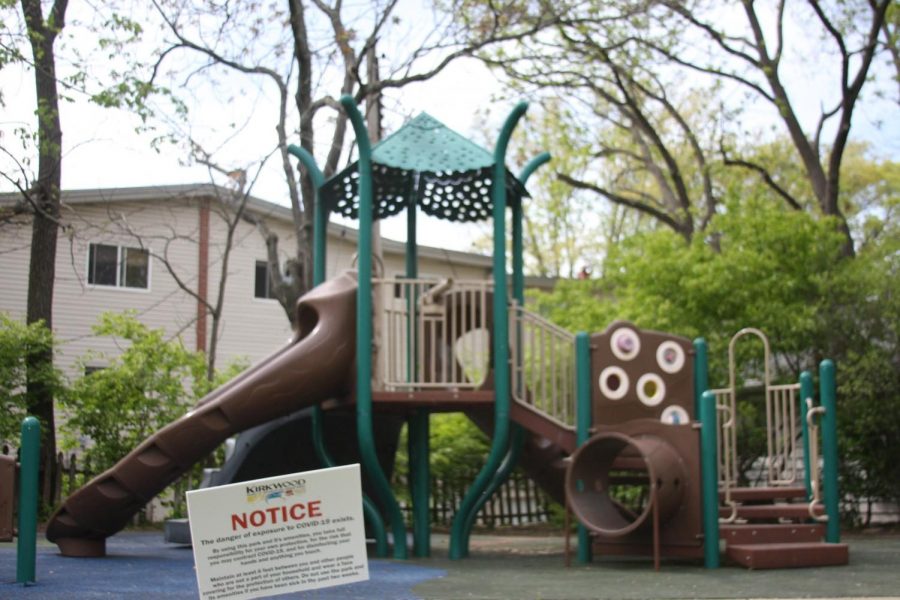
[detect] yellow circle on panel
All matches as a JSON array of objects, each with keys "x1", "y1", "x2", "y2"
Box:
[{"x1": 637, "y1": 372, "x2": 666, "y2": 406}]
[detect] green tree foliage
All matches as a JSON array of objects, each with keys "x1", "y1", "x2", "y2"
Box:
[
  {"x1": 393, "y1": 413, "x2": 490, "y2": 509},
  {"x1": 0, "y1": 314, "x2": 64, "y2": 443},
  {"x1": 61, "y1": 312, "x2": 241, "y2": 474},
  {"x1": 535, "y1": 199, "x2": 845, "y2": 375},
  {"x1": 823, "y1": 229, "x2": 900, "y2": 523}
]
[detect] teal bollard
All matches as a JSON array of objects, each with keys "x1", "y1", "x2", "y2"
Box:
[
  {"x1": 575, "y1": 332, "x2": 592, "y2": 564},
  {"x1": 700, "y1": 391, "x2": 720, "y2": 568},
  {"x1": 17, "y1": 416, "x2": 40, "y2": 585}
]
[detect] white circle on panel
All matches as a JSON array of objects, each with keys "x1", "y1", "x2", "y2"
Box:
[
  {"x1": 599, "y1": 366, "x2": 629, "y2": 400},
  {"x1": 661, "y1": 405, "x2": 690, "y2": 425},
  {"x1": 656, "y1": 341, "x2": 685, "y2": 374},
  {"x1": 637, "y1": 373, "x2": 666, "y2": 406},
  {"x1": 610, "y1": 327, "x2": 641, "y2": 361}
]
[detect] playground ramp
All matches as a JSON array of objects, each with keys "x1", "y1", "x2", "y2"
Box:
[{"x1": 45, "y1": 272, "x2": 360, "y2": 558}]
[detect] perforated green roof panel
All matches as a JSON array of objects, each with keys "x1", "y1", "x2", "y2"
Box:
[{"x1": 320, "y1": 113, "x2": 527, "y2": 223}]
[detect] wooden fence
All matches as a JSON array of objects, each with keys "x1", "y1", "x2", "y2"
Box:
[{"x1": 396, "y1": 468, "x2": 554, "y2": 528}]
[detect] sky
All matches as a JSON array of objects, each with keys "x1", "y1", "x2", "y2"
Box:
[
  {"x1": 2, "y1": 1, "x2": 897, "y2": 254},
  {"x1": 1, "y1": 1, "x2": 508, "y2": 252}
]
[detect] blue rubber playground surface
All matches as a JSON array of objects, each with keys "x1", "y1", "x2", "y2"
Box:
[{"x1": 0, "y1": 532, "x2": 446, "y2": 599}]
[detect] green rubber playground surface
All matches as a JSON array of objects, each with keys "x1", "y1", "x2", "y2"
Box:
[
  {"x1": 413, "y1": 532, "x2": 900, "y2": 600},
  {"x1": 3, "y1": 530, "x2": 898, "y2": 599}
]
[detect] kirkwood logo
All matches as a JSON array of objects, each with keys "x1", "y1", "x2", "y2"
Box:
[{"x1": 245, "y1": 478, "x2": 307, "y2": 503}]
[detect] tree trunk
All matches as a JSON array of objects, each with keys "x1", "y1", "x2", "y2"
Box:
[{"x1": 21, "y1": 0, "x2": 68, "y2": 509}]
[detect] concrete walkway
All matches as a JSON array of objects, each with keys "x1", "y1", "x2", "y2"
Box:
[{"x1": 2, "y1": 531, "x2": 898, "y2": 599}]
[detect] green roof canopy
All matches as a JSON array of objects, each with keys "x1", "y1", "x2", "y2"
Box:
[{"x1": 321, "y1": 113, "x2": 528, "y2": 223}]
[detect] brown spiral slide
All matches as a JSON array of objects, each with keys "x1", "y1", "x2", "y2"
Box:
[{"x1": 46, "y1": 272, "x2": 359, "y2": 557}]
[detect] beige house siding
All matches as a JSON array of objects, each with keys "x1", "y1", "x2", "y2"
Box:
[{"x1": 0, "y1": 185, "x2": 494, "y2": 379}]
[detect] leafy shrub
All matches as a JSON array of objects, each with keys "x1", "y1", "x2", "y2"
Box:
[{"x1": 0, "y1": 313, "x2": 64, "y2": 443}]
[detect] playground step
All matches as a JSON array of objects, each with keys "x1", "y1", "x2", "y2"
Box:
[
  {"x1": 726, "y1": 542, "x2": 849, "y2": 569},
  {"x1": 719, "y1": 502, "x2": 824, "y2": 521},
  {"x1": 720, "y1": 523, "x2": 825, "y2": 545},
  {"x1": 721, "y1": 486, "x2": 807, "y2": 502}
]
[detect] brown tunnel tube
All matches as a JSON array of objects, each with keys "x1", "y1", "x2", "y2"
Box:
[
  {"x1": 565, "y1": 432, "x2": 686, "y2": 537},
  {"x1": 46, "y1": 272, "x2": 359, "y2": 558}
]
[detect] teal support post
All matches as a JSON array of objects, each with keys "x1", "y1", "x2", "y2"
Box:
[
  {"x1": 462, "y1": 425, "x2": 524, "y2": 538},
  {"x1": 402, "y1": 193, "x2": 430, "y2": 557},
  {"x1": 693, "y1": 338, "x2": 709, "y2": 418},
  {"x1": 404, "y1": 194, "x2": 430, "y2": 557},
  {"x1": 799, "y1": 371, "x2": 814, "y2": 501},
  {"x1": 408, "y1": 411, "x2": 430, "y2": 557},
  {"x1": 461, "y1": 152, "x2": 550, "y2": 545},
  {"x1": 341, "y1": 95, "x2": 407, "y2": 559},
  {"x1": 699, "y1": 390, "x2": 720, "y2": 568},
  {"x1": 286, "y1": 144, "x2": 327, "y2": 285},
  {"x1": 518, "y1": 152, "x2": 551, "y2": 188},
  {"x1": 513, "y1": 152, "x2": 550, "y2": 306},
  {"x1": 449, "y1": 101, "x2": 528, "y2": 559},
  {"x1": 289, "y1": 142, "x2": 389, "y2": 557},
  {"x1": 820, "y1": 360, "x2": 840, "y2": 543},
  {"x1": 16, "y1": 416, "x2": 39, "y2": 585},
  {"x1": 574, "y1": 332, "x2": 593, "y2": 564}
]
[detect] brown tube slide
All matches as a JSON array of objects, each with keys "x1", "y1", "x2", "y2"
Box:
[{"x1": 46, "y1": 272, "x2": 359, "y2": 557}]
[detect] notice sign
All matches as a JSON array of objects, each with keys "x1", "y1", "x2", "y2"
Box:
[{"x1": 186, "y1": 464, "x2": 369, "y2": 600}]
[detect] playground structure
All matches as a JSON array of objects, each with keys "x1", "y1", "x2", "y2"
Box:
[{"x1": 43, "y1": 97, "x2": 847, "y2": 569}]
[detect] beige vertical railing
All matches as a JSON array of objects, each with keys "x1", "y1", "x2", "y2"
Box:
[
  {"x1": 716, "y1": 328, "x2": 802, "y2": 506},
  {"x1": 509, "y1": 304, "x2": 577, "y2": 429},
  {"x1": 766, "y1": 383, "x2": 799, "y2": 485},
  {"x1": 375, "y1": 278, "x2": 493, "y2": 391},
  {"x1": 711, "y1": 387, "x2": 739, "y2": 520},
  {"x1": 805, "y1": 399, "x2": 828, "y2": 521}
]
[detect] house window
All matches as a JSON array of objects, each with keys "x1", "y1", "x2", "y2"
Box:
[
  {"x1": 254, "y1": 260, "x2": 276, "y2": 299},
  {"x1": 87, "y1": 243, "x2": 149, "y2": 289}
]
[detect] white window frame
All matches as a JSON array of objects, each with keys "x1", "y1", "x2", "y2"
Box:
[{"x1": 85, "y1": 242, "x2": 152, "y2": 292}]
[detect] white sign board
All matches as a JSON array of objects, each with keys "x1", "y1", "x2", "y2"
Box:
[{"x1": 187, "y1": 464, "x2": 369, "y2": 600}]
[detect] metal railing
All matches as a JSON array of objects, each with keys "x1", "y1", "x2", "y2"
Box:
[
  {"x1": 766, "y1": 383, "x2": 799, "y2": 485},
  {"x1": 715, "y1": 328, "x2": 803, "y2": 522},
  {"x1": 375, "y1": 277, "x2": 493, "y2": 391},
  {"x1": 711, "y1": 387, "x2": 739, "y2": 520},
  {"x1": 805, "y1": 399, "x2": 828, "y2": 521},
  {"x1": 509, "y1": 304, "x2": 577, "y2": 429}
]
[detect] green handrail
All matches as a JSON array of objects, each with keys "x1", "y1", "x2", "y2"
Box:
[
  {"x1": 799, "y1": 371, "x2": 814, "y2": 501},
  {"x1": 288, "y1": 142, "x2": 389, "y2": 557},
  {"x1": 341, "y1": 94, "x2": 408, "y2": 559},
  {"x1": 17, "y1": 416, "x2": 40, "y2": 584},
  {"x1": 449, "y1": 101, "x2": 528, "y2": 559},
  {"x1": 575, "y1": 331, "x2": 593, "y2": 564},
  {"x1": 819, "y1": 360, "x2": 840, "y2": 543},
  {"x1": 700, "y1": 390, "x2": 720, "y2": 568}
]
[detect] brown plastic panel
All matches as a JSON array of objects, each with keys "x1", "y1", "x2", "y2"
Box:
[
  {"x1": 591, "y1": 320, "x2": 695, "y2": 426},
  {"x1": 46, "y1": 272, "x2": 359, "y2": 557},
  {"x1": 0, "y1": 455, "x2": 14, "y2": 542}
]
